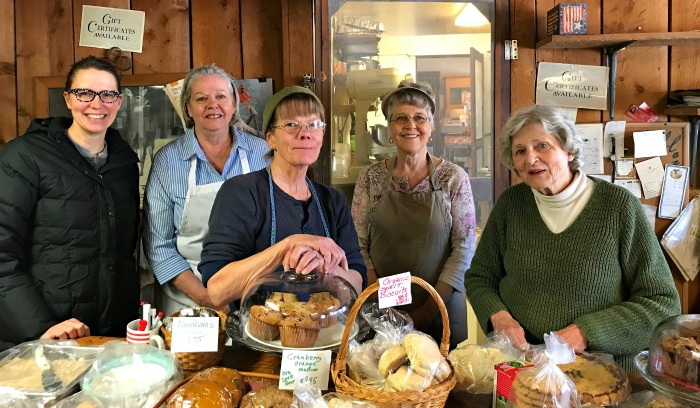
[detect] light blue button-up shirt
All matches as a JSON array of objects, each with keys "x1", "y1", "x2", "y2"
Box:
[{"x1": 143, "y1": 126, "x2": 270, "y2": 284}]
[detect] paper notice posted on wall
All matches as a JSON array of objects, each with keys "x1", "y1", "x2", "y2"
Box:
[
  {"x1": 575, "y1": 123, "x2": 604, "y2": 174},
  {"x1": 633, "y1": 130, "x2": 667, "y2": 158},
  {"x1": 635, "y1": 157, "x2": 664, "y2": 199},
  {"x1": 164, "y1": 79, "x2": 187, "y2": 129},
  {"x1": 661, "y1": 196, "x2": 700, "y2": 281},
  {"x1": 658, "y1": 165, "x2": 689, "y2": 219}
]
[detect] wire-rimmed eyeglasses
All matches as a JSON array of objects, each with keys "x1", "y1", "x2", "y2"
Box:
[
  {"x1": 68, "y1": 88, "x2": 122, "y2": 104},
  {"x1": 390, "y1": 114, "x2": 429, "y2": 125},
  {"x1": 271, "y1": 120, "x2": 326, "y2": 134}
]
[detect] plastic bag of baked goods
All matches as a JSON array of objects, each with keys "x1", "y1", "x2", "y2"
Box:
[
  {"x1": 381, "y1": 332, "x2": 451, "y2": 392},
  {"x1": 556, "y1": 352, "x2": 630, "y2": 407},
  {"x1": 616, "y1": 390, "x2": 692, "y2": 408},
  {"x1": 52, "y1": 391, "x2": 106, "y2": 407},
  {"x1": 239, "y1": 384, "x2": 293, "y2": 408},
  {"x1": 165, "y1": 367, "x2": 246, "y2": 408},
  {"x1": 324, "y1": 392, "x2": 379, "y2": 407},
  {"x1": 0, "y1": 387, "x2": 33, "y2": 408},
  {"x1": 80, "y1": 341, "x2": 183, "y2": 408},
  {"x1": 508, "y1": 332, "x2": 581, "y2": 408},
  {"x1": 448, "y1": 331, "x2": 525, "y2": 393},
  {"x1": 346, "y1": 306, "x2": 414, "y2": 389}
]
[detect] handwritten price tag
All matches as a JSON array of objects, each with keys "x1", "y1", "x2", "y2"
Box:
[
  {"x1": 170, "y1": 317, "x2": 219, "y2": 352},
  {"x1": 278, "y1": 350, "x2": 332, "y2": 390},
  {"x1": 378, "y1": 272, "x2": 412, "y2": 309}
]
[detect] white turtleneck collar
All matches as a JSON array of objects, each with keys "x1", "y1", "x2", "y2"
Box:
[{"x1": 532, "y1": 170, "x2": 595, "y2": 233}]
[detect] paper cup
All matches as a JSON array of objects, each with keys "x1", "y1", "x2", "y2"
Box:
[{"x1": 126, "y1": 319, "x2": 165, "y2": 349}]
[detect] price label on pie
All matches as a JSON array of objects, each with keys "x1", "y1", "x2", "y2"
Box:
[
  {"x1": 170, "y1": 317, "x2": 219, "y2": 352},
  {"x1": 278, "y1": 350, "x2": 332, "y2": 390},
  {"x1": 378, "y1": 272, "x2": 412, "y2": 309}
]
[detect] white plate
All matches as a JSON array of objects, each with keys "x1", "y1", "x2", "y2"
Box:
[{"x1": 245, "y1": 321, "x2": 358, "y2": 351}]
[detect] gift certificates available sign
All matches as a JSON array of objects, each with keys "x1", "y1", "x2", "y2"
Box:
[
  {"x1": 79, "y1": 6, "x2": 145, "y2": 52},
  {"x1": 536, "y1": 62, "x2": 609, "y2": 110},
  {"x1": 378, "y1": 272, "x2": 412, "y2": 309}
]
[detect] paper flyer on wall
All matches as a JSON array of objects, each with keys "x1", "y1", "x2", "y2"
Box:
[
  {"x1": 164, "y1": 79, "x2": 187, "y2": 130},
  {"x1": 661, "y1": 195, "x2": 700, "y2": 281}
]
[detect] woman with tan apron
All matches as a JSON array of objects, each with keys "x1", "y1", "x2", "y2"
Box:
[{"x1": 352, "y1": 81, "x2": 477, "y2": 348}]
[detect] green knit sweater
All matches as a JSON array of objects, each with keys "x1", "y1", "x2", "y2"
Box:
[{"x1": 464, "y1": 178, "x2": 681, "y2": 371}]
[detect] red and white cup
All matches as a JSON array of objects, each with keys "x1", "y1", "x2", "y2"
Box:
[{"x1": 126, "y1": 319, "x2": 165, "y2": 348}]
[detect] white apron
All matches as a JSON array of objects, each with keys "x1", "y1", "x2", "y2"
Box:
[{"x1": 160, "y1": 149, "x2": 250, "y2": 316}]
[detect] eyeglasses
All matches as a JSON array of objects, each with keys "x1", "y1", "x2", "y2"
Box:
[
  {"x1": 271, "y1": 120, "x2": 326, "y2": 134},
  {"x1": 68, "y1": 88, "x2": 122, "y2": 104},
  {"x1": 391, "y1": 114, "x2": 429, "y2": 125}
]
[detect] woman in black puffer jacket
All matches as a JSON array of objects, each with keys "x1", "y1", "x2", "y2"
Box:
[{"x1": 0, "y1": 56, "x2": 139, "y2": 351}]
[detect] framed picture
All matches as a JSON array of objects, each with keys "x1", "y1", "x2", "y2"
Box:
[{"x1": 35, "y1": 73, "x2": 187, "y2": 198}]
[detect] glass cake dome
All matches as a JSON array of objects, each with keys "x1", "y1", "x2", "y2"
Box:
[
  {"x1": 226, "y1": 269, "x2": 360, "y2": 352},
  {"x1": 634, "y1": 314, "x2": 700, "y2": 405}
]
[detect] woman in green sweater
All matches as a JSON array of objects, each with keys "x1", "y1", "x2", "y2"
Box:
[{"x1": 464, "y1": 105, "x2": 681, "y2": 370}]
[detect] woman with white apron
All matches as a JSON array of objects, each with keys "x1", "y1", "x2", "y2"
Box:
[
  {"x1": 143, "y1": 66, "x2": 270, "y2": 317},
  {"x1": 199, "y1": 86, "x2": 366, "y2": 307},
  {"x1": 351, "y1": 81, "x2": 477, "y2": 348}
]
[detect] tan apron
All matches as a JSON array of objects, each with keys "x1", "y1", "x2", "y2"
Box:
[
  {"x1": 160, "y1": 149, "x2": 250, "y2": 316},
  {"x1": 368, "y1": 154, "x2": 467, "y2": 347}
]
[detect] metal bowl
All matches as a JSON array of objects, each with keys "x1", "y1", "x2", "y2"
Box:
[{"x1": 370, "y1": 124, "x2": 391, "y2": 147}]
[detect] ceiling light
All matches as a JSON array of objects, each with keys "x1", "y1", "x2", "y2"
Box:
[{"x1": 455, "y1": 3, "x2": 489, "y2": 27}]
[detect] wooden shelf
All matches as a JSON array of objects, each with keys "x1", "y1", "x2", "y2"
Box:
[
  {"x1": 536, "y1": 31, "x2": 700, "y2": 49},
  {"x1": 666, "y1": 106, "x2": 700, "y2": 116}
]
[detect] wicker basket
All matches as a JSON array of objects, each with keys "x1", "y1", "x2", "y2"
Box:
[
  {"x1": 153, "y1": 370, "x2": 280, "y2": 407},
  {"x1": 331, "y1": 276, "x2": 457, "y2": 408},
  {"x1": 160, "y1": 307, "x2": 228, "y2": 371}
]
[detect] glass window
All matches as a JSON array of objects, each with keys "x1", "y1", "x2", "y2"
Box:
[{"x1": 329, "y1": 1, "x2": 495, "y2": 230}]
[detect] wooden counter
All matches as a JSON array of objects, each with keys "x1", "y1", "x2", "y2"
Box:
[{"x1": 74, "y1": 337, "x2": 652, "y2": 408}]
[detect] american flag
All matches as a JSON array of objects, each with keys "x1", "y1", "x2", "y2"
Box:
[{"x1": 561, "y1": 4, "x2": 586, "y2": 34}]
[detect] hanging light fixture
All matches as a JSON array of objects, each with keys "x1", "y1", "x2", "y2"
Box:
[{"x1": 455, "y1": 3, "x2": 489, "y2": 27}]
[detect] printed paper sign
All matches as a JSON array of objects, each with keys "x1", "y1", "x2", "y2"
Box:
[
  {"x1": 603, "y1": 121, "x2": 626, "y2": 159},
  {"x1": 575, "y1": 123, "x2": 604, "y2": 174},
  {"x1": 633, "y1": 130, "x2": 667, "y2": 158},
  {"x1": 536, "y1": 62, "x2": 609, "y2": 110},
  {"x1": 378, "y1": 272, "x2": 412, "y2": 309},
  {"x1": 279, "y1": 350, "x2": 332, "y2": 390},
  {"x1": 659, "y1": 165, "x2": 689, "y2": 219},
  {"x1": 635, "y1": 157, "x2": 665, "y2": 199},
  {"x1": 170, "y1": 317, "x2": 219, "y2": 352},
  {"x1": 79, "y1": 5, "x2": 145, "y2": 52}
]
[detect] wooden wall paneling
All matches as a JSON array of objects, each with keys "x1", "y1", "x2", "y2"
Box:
[
  {"x1": 191, "y1": 0, "x2": 243, "y2": 78},
  {"x1": 130, "y1": 0, "x2": 191, "y2": 74},
  {"x1": 670, "y1": 0, "x2": 700, "y2": 314},
  {"x1": 241, "y1": 0, "x2": 283, "y2": 90},
  {"x1": 493, "y1": 0, "x2": 511, "y2": 197},
  {"x1": 72, "y1": 0, "x2": 131, "y2": 65},
  {"x1": 510, "y1": 0, "x2": 536, "y2": 113},
  {"x1": 536, "y1": 0, "x2": 602, "y2": 124},
  {"x1": 281, "y1": 0, "x2": 314, "y2": 88},
  {"x1": 0, "y1": 0, "x2": 16, "y2": 143},
  {"x1": 15, "y1": 0, "x2": 74, "y2": 134},
  {"x1": 602, "y1": 0, "x2": 668, "y2": 121},
  {"x1": 317, "y1": 0, "x2": 332, "y2": 184}
]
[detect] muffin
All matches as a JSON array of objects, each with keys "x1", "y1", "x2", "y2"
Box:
[
  {"x1": 248, "y1": 305, "x2": 283, "y2": 341},
  {"x1": 658, "y1": 335, "x2": 700, "y2": 385},
  {"x1": 265, "y1": 292, "x2": 298, "y2": 311},
  {"x1": 280, "y1": 301, "x2": 320, "y2": 319},
  {"x1": 308, "y1": 292, "x2": 341, "y2": 328},
  {"x1": 279, "y1": 316, "x2": 320, "y2": 348}
]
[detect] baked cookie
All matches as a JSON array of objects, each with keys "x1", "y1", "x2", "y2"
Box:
[{"x1": 558, "y1": 354, "x2": 630, "y2": 406}]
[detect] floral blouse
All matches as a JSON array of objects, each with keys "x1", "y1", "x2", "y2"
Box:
[{"x1": 350, "y1": 158, "x2": 477, "y2": 291}]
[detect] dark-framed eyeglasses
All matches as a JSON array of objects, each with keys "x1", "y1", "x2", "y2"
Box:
[
  {"x1": 68, "y1": 88, "x2": 122, "y2": 104},
  {"x1": 391, "y1": 114, "x2": 429, "y2": 125},
  {"x1": 271, "y1": 120, "x2": 326, "y2": 134}
]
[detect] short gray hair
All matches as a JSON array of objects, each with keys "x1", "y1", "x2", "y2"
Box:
[
  {"x1": 180, "y1": 65, "x2": 258, "y2": 135},
  {"x1": 381, "y1": 80, "x2": 436, "y2": 126},
  {"x1": 498, "y1": 105, "x2": 583, "y2": 173}
]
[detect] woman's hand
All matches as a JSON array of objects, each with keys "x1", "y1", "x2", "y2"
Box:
[
  {"x1": 555, "y1": 324, "x2": 588, "y2": 353},
  {"x1": 286, "y1": 245, "x2": 325, "y2": 275},
  {"x1": 40, "y1": 318, "x2": 90, "y2": 340},
  {"x1": 490, "y1": 310, "x2": 527, "y2": 350},
  {"x1": 282, "y1": 235, "x2": 348, "y2": 273}
]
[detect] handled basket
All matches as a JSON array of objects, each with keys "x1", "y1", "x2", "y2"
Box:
[
  {"x1": 160, "y1": 307, "x2": 228, "y2": 371},
  {"x1": 331, "y1": 276, "x2": 456, "y2": 407}
]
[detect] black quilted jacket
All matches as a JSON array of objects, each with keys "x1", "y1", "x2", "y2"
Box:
[{"x1": 0, "y1": 117, "x2": 140, "y2": 351}]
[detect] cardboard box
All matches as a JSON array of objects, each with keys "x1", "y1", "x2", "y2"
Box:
[
  {"x1": 547, "y1": 3, "x2": 587, "y2": 35},
  {"x1": 493, "y1": 361, "x2": 535, "y2": 408}
]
